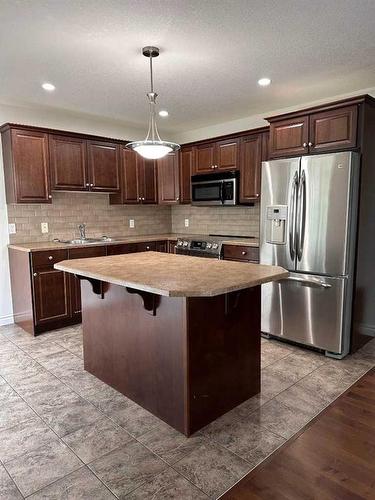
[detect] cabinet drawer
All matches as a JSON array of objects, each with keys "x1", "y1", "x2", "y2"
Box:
[
  {"x1": 223, "y1": 245, "x2": 259, "y2": 262},
  {"x1": 133, "y1": 241, "x2": 157, "y2": 252},
  {"x1": 68, "y1": 246, "x2": 106, "y2": 259},
  {"x1": 107, "y1": 243, "x2": 135, "y2": 255},
  {"x1": 31, "y1": 249, "x2": 69, "y2": 268}
]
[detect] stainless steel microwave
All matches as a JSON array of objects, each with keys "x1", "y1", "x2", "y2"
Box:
[{"x1": 191, "y1": 172, "x2": 238, "y2": 206}]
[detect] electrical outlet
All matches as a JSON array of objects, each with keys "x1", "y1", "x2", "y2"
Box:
[
  {"x1": 184, "y1": 218, "x2": 189, "y2": 228},
  {"x1": 41, "y1": 222, "x2": 49, "y2": 234},
  {"x1": 129, "y1": 219, "x2": 135, "y2": 228},
  {"x1": 8, "y1": 223, "x2": 16, "y2": 234}
]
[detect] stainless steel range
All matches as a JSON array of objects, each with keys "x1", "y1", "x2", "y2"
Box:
[{"x1": 175, "y1": 238, "x2": 222, "y2": 259}]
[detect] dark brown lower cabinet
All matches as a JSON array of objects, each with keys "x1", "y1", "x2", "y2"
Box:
[
  {"x1": 33, "y1": 268, "x2": 70, "y2": 325},
  {"x1": 168, "y1": 240, "x2": 178, "y2": 253},
  {"x1": 9, "y1": 239, "x2": 184, "y2": 335},
  {"x1": 69, "y1": 246, "x2": 107, "y2": 320}
]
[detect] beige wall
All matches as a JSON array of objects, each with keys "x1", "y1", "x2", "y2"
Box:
[{"x1": 171, "y1": 204, "x2": 259, "y2": 238}]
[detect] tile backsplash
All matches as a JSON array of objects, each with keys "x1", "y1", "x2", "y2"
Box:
[
  {"x1": 7, "y1": 192, "x2": 172, "y2": 243},
  {"x1": 7, "y1": 192, "x2": 260, "y2": 244},
  {"x1": 171, "y1": 204, "x2": 260, "y2": 237}
]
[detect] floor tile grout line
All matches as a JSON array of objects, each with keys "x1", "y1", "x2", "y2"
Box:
[
  {"x1": 2, "y1": 326, "x2": 374, "y2": 499},
  {"x1": 0, "y1": 457, "x2": 25, "y2": 499}
]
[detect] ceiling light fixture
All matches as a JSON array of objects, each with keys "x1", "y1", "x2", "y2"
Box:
[
  {"x1": 126, "y1": 46, "x2": 180, "y2": 160},
  {"x1": 159, "y1": 110, "x2": 169, "y2": 117},
  {"x1": 258, "y1": 78, "x2": 271, "y2": 87},
  {"x1": 42, "y1": 82, "x2": 55, "y2": 91}
]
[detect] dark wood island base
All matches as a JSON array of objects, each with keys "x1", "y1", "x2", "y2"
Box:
[{"x1": 80, "y1": 279, "x2": 261, "y2": 436}]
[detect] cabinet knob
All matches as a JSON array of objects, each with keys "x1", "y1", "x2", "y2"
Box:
[
  {"x1": 308, "y1": 142, "x2": 313, "y2": 147},
  {"x1": 48, "y1": 255, "x2": 53, "y2": 261},
  {"x1": 241, "y1": 251, "x2": 247, "y2": 256},
  {"x1": 48, "y1": 195, "x2": 52, "y2": 199},
  {"x1": 303, "y1": 142, "x2": 307, "y2": 148},
  {"x1": 146, "y1": 246, "x2": 150, "y2": 250},
  {"x1": 33, "y1": 272, "x2": 37, "y2": 277},
  {"x1": 86, "y1": 183, "x2": 90, "y2": 187},
  {"x1": 215, "y1": 165, "x2": 218, "y2": 169},
  {"x1": 142, "y1": 197, "x2": 145, "y2": 201},
  {"x1": 255, "y1": 193, "x2": 260, "y2": 197},
  {"x1": 90, "y1": 183, "x2": 94, "y2": 187},
  {"x1": 176, "y1": 197, "x2": 179, "y2": 201},
  {"x1": 211, "y1": 165, "x2": 215, "y2": 169}
]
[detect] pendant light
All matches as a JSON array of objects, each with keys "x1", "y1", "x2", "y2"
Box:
[{"x1": 126, "y1": 46, "x2": 180, "y2": 160}]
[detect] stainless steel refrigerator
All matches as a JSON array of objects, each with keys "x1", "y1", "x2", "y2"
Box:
[{"x1": 260, "y1": 152, "x2": 360, "y2": 358}]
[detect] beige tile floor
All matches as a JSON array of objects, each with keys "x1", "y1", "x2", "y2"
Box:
[{"x1": 0, "y1": 322, "x2": 374, "y2": 499}]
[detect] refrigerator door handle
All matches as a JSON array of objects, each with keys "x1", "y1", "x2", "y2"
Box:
[
  {"x1": 289, "y1": 172, "x2": 299, "y2": 261},
  {"x1": 282, "y1": 275, "x2": 332, "y2": 289},
  {"x1": 296, "y1": 170, "x2": 306, "y2": 261}
]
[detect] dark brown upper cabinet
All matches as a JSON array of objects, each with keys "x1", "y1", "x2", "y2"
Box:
[
  {"x1": 157, "y1": 152, "x2": 180, "y2": 204},
  {"x1": 194, "y1": 139, "x2": 239, "y2": 174},
  {"x1": 309, "y1": 105, "x2": 357, "y2": 154},
  {"x1": 239, "y1": 134, "x2": 263, "y2": 203},
  {"x1": 49, "y1": 134, "x2": 87, "y2": 191},
  {"x1": 110, "y1": 148, "x2": 157, "y2": 205},
  {"x1": 2, "y1": 127, "x2": 51, "y2": 203},
  {"x1": 269, "y1": 116, "x2": 309, "y2": 159},
  {"x1": 268, "y1": 102, "x2": 359, "y2": 159},
  {"x1": 216, "y1": 138, "x2": 240, "y2": 171},
  {"x1": 87, "y1": 140, "x2": 120, "y2": 192},
  {"x1": 179, "y1": 146, "x2": 194, "y2": 204}
]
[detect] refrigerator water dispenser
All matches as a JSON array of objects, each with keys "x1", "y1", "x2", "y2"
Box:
[{"x1": 266, "y1": 205, "x2": 288, "y2": 244}]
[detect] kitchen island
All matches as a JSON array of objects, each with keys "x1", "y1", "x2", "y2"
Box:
[{"x1": 55, "y1": 252, "x2": 287, "y2": 436}]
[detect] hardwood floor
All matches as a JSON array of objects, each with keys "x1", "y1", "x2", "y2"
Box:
[{"x1": 222, "y1": 368, "x2": 375, "y2": 500}]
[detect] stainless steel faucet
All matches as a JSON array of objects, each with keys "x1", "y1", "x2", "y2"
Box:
[{"x1": 78, "y1": 223, "x2": 86, "y2": 240}]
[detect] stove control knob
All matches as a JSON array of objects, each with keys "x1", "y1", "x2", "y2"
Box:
[
  {"x1": 206, "y1": 243, "x2": 212, "y2": 249},
  {"x1": 177, "y1": 241, "x2": 183, "y2": 246},
  {"x1": 183, "y1": 241, "x2": 189, "y2": 247},
  {"x1": 212, "y1": 243, "x2": 218, "y2": 249}
]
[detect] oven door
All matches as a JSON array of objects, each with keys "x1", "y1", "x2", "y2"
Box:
[{"x1": 192, "y1": 179, "x2": 223, "y2": 206}]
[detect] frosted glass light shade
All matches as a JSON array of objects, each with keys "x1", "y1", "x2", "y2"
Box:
[{"x1": 127, "y1": 140, "x2": 179, "y2": 160}]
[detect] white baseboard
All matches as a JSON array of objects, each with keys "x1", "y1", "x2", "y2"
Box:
[{"x1": 0, "y1": 313, "x2": 14, "y2": 326}]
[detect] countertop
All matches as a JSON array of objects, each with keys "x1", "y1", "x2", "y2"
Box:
[
  {"x1": 55, "y1": 251, "x2": 287, "y2": 297},
  {"x1": 8, "y1": 234, "x2": 259, "y2": 252}
]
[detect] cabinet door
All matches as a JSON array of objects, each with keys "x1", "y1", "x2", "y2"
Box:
[
  {"x1": 68, "y1": 245, "x2": 106, "y2": 317},
  {"x1": 140, "y1": 159, "x2": 158, "y2": 204},
  {"x1": 179, "y1": 147, "x2": 193, "y2": 204},
  {"x1": 33, "y1": 269, "x2": 70, "y2": 325},
  {"x1": 157, "y1": 152, "x2": 180, "y2": 204},
  {"x1": 87, "y1": 140, "x2": 120, "y2": 192},
  {"x1": 11, "y1": 128, "x2": 51, "y2": 203},
  {"x1": 49, "y1": 134, "x2": 88, "y2": 191},
  {"x1": 309, "y1": 106, "x2": 357, "y2": 153},
  {"x1": 107, "y1": 243, "x2": 137, "y2": 255},
  {"x1": 239, "y1": 134, "x2": 262, "y2": 203},
  {"x1": 155, "y1": 240, "x2": 167, "y2": 252},
  {"x1": 216, "y1": 138, "x2": 239, "y2": 171},
  {"x1": 194, "y1": 143, "x2": 215, "y2": 174},
  {"x1": 269, "y1": 116, "x2": 309, "y2": 158}
]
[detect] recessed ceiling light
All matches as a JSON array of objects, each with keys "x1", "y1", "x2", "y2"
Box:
[
  {"x1": 159, "y1": 110, "x2": 169, "y2": 117},
  {"x1": 42, "y1": 82, "x2": 55, "y2": 91},
  {"x1": 258, "y1": 78, "x2": 271, "y2": 87}
]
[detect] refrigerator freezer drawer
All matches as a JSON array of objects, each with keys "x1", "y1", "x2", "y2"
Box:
[{"x1": 261, "y1": 273, "x2": 347, "y2": 354}]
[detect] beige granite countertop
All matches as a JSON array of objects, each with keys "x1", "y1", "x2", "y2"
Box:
[
  {"x1": 55, "y1": 252, "x2": 286, "y2": 297},
  {"x1": 8, "y1": 234, "x2": 259, "y2": 252}
]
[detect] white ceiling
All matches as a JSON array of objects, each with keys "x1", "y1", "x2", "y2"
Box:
[{"x1": 1, "y1": 0, "x2": 375, "y2": 134}]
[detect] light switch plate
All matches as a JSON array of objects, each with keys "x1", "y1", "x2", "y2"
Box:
[
  {"x1": 129, "y1": 219, "x2": 135, "y2": 228},
  {"x1": 184, "y1": 218, "x2": 189, "y2": 228},
  {"x1": 8, "y1": 223, "x2": 16, "y2": 234},
  {"x1": 41, "y1": 222, "x2": 49, "y2": 233}
]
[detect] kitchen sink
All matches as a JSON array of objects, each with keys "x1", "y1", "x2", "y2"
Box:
[{"x1": 54, "y1": 237, "x2": 115, "y2": 245}]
